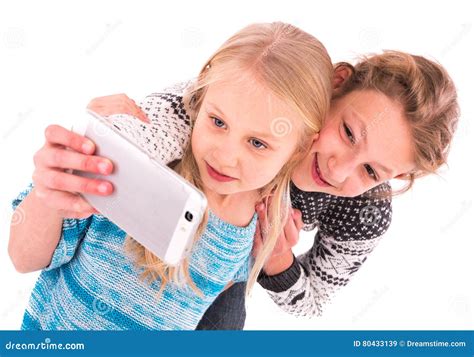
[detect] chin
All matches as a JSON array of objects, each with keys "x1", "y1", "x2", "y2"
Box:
[
  {"x1": 201, "y1": 179, "x2": 237, "y2": 195},
  {"x1": 213, "y1": 187, "x2": 238, "y2": 195},
  {"x1": 291, "y1": 170, "x2": 335, "y2": 195}
]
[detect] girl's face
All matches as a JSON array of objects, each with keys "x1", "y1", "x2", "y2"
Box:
[
  {"x1": 192, "y1": 72, "x2": 303, "y2": 196},
  {"x1": 292, "y1": 90, "x2": 416, "y2": 197}
]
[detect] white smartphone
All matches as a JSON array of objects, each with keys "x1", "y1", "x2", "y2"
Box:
[{"x1": 71, "y1": 110, "x2": 207, "y2": 266}]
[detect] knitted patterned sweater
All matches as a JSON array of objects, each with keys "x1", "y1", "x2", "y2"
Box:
[
  {"x1": 118, "y1": 81, "x2": 393, "y2": 317},
  {"x1": 12, "y1": 184, "x2": 257, "y2": 330}
]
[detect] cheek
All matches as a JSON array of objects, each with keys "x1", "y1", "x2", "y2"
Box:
[
  {"x1": 192, "y1": 114, "x2": 210, "y2": 137},
  {"x1": 191, "y1": 130, "x2": 202, "y2": 155},
  {"x1": 242, "y1": 159, "x2": 281, "y2": 187},
  {"x1": 341, "y1": 179, "x2": 371, "y2": 198},
  {"x1": 315, "y1": 123, "x2": 341, "y2": 152},
  {"x1": 191, "y1": 120, "x2": 213, "y2": 155},
  {"x1": 290, "y1": 153, "x2": 313, "y2": 189}
]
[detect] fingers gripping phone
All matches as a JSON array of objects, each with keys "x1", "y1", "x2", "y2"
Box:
[{"x1": 71, "y1": 110, "x2": 207, "y2": 266}]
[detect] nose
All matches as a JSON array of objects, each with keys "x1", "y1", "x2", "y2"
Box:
[
  {"x1": 212, "y1": 139, "x2": 239, "y2": 168},
  {"x1": 326, "y1": 154, "x2": 358, "y2": 184}
]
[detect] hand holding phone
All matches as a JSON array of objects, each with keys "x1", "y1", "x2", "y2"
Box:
[
  {"x1": 72, "y1": 110, "x2": 207, "y2": 265},
  {"x1": 31, "y1": 124, "x2": 114, "y2": 219}
]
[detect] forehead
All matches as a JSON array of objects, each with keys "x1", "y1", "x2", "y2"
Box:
[
  {"x1": 338, "y1": 90, "x2": 416, "y2": 176},
  {"x1": 203, "y1": 72, "x2": 303, "y2": 138}
]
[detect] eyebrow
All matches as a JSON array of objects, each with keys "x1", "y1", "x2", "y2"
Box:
[
  {"x1": 350, "y1": 109, "x2": 368, "y2": 145},
  {"x1": 207, "y1": 102, "x2": 226, "y2": 118},
  {"x1": 206, "y1": 102, "x2": 280, "y2": 141},
  {"x1": 350, "y1": 109, "x2": 394, "y2": 177},
  {"x1": 376, "y1": 164, "x2": 393, "y2": 176}
]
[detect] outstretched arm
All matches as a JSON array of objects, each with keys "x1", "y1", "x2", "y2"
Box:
[{"x1": 87, "y1": 81, "x2": 194, "y2": 166}]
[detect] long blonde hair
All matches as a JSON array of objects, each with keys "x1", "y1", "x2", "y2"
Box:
[{"x1": 125, "y1": 22, "x2": 333, "y2": 297}]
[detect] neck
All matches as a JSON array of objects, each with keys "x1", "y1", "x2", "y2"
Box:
[{"x1": 204, "y1": 188, "x2": 260, "y2": 227}]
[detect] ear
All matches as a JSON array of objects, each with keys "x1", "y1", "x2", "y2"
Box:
[
  {"x1": 307, "y1": 132, "x2": 320, "y2": 153},
  {"x1": 333, "y1": 64, "x2": 354, "y2": 91},
  {"x1": 394, "y1": 173, "x2": 407, "y2": 179},
  {"x1": 394, "y1": 172, "x2": 416, "y2": 180}
]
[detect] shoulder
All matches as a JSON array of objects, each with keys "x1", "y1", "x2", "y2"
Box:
[
  {"x1": 322, "y1": 182, "x2": 393, "y2": 241},
  {"x1": 140, "y1": 80, "x2": 195, "y2": 127},
  {"x1": 291, "y1": 182, "x2": 392, "y2": 241}
]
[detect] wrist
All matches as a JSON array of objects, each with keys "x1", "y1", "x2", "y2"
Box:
[{"x1": 262, "y1": 250, "x2": 294, "y2": 276}]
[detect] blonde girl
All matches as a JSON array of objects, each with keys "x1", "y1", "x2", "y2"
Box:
[{"x1": 9, "y1": 22, "x2": 333, "y2": 330}]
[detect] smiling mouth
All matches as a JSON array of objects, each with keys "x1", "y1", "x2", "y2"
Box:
[
  {"x1": 205, "y1": 162, "x2": 237, "y2": 182},
  {"x1": 312, "y1": 154, "x2": 333, "y2": 187}
]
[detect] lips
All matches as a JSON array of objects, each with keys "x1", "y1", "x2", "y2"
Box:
[
  {"x1": 311, "y1": 154, "x2": 332, "y2": 187},
  {"x1": 205, "y1": 162, "x2": 237, "y2": 182}
]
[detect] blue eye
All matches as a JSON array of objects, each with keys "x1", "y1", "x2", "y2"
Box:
[
  {"x1": 343, "y1": 122, "x2": 356, "y2": 144},
  {"x1": 212, "y1": 117, "x2": 226, "y2": 128},
  {"x1": 364, "y1": 164, "x2": 378, "y2": 181},
  {"x1": 250, "y1": 138, "x2": 267, "y2": 150}
]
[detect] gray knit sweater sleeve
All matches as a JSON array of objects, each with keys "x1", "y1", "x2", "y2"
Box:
[{"x1": 102, "y1": 81, "x2": 193, "y2": 166}]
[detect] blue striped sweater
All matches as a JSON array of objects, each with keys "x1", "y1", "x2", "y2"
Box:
[{"x1": 12, "y1": 183, "x2": 256, "y2": 330}]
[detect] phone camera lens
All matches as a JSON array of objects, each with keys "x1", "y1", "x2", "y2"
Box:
[{"x1": 185, "y1": 211, "x2": 193, "y2": 222}]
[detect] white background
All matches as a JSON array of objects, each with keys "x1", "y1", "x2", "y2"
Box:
[{"x1": 0, "y1": 0, "x2": 472, "y2": 330}]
